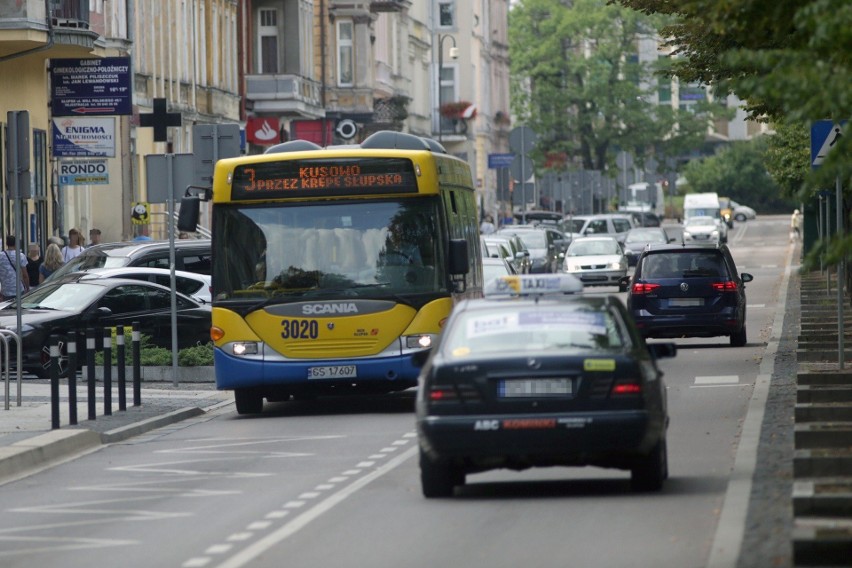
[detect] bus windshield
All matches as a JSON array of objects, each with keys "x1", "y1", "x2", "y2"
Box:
[{"x1": 213, "y1": 198, "x2": 446, "y2": 301}]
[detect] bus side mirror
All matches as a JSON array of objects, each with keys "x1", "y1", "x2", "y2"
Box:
[
  {"x1": 178, "y1": 196, "x2": 201, "y2": 232},
  {"x1": 448, "y1": 239, "x2": 469, "y2": 275}
]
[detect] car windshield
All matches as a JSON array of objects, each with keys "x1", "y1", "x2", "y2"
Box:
[
  {"x1": 442, "y1": 305, "x2": 625, "y2": 358},
  {"x1": 568, "y1": 239, "x2": 620, "y2": 256},
  {"x1": 512, "y1": 231, "x2": 546, "y2": 248},
  {"x1": 686, "y1": 216, "x2": 716, "y2": 227},
  {"x1": 212, "y1": 198, "x2": 446, "y2": 300},
  {"x1": 626, "y1": 229, "x2": 667, "y2": 244},
  {"x1": 13, "y1": 282, "x2": 104, "y2": 311},
  {"x1": 46, "y1": 252, "x2": 130, "y2": 283},
  {"x1": 640, "y1": 252, "x2": 727, "y2": 278}
]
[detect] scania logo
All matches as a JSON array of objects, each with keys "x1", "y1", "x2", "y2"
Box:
[
  {"x1": 680, "y1": 282, "x2": 689, "y2": 292},
  {"x1": 302, "y1": 303, "x2": 358, "y2": 315}
]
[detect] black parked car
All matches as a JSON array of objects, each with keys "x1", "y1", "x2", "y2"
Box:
[
  {"x1": 415, "y1": 274, "x2": 675, "y2": 497},
  {"x1": 0, "y1": 277, "x2": 211, "y2": 378},
  {"x1": 626, "y1": 243, "x2": 753, "y2": 346}
]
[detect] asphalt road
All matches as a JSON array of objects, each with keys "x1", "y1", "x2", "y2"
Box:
[{"x1": 0, "y1": 216, "x2": 794, "y2": 568}]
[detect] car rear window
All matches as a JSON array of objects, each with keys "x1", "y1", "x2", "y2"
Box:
[
  {"x1": 443, "y1": 307, "x2": 625, "y2": 358},
  {"x1": 640, "y1": 252, "x2": 728, "y2": 278}
]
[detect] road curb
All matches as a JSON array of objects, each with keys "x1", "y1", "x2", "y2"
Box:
[
  {"x1": 100, "y1": 406, "x2": 205, "y2": 443},
  {"x1": 0, "y1": 429, "x2": 102, "y2": 483}
]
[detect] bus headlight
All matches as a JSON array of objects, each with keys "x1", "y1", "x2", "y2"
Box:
[
  {"x1": 232, "y1": 342, "x2": 259, "y2": 356},
  {"x1": 405, "y1": 334, "x2": 435, "y2": 349}
]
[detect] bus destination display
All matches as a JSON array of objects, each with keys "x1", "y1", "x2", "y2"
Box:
[{"x1": 231, "y1": 158, "x2": 418, "y2": 200}]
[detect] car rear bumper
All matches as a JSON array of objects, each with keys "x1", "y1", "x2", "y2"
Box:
[
  {"x1": 567, "y1": 269, "x2": 627, "y2": 286},
  {"x1": 631, "y1": 310, "x2": 742, "y2": 338},
  {"x1": 418, "y1": 409, "x2": 658, "y2": 467}
]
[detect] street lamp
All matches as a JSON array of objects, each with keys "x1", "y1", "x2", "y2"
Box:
[{"x1": 437, "y1": 33, "x2": 458, "y2": 144}]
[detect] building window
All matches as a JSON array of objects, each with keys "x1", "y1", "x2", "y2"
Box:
[
  {"x1": 438, "y1": 2, "x2": 454, "y2": 28},
  {"x1": 258, "y1": 8, "x2": 279, "y2": 74},
  {"x1": 337, "y1": 20, "x2": 354, "y2": 87},
  {"x1": 658, "y1": 82, "x2": 671, "y2": 104}
]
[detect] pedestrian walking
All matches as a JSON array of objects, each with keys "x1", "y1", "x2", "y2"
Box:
[
  {"x1": 61, "y1": 228, "x2": 85, "y2": 262},
  {"x1": 89, "y1": 228, "x2": 103, "y2": 246},
  {"x1": 39, "y1": 243, "x2": 64, "y2": 284},
  {"x1": 26, "y1": 242, "x2": 43, "y2": 289},
  {"x1": 0, "y1": 235, "x2": 30, "y2": 301},
  {"x1": 791, "y1": 209, "x2": 802, "y2": 242}
]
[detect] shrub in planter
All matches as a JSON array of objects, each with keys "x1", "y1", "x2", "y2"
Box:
[{"x1": 95, "y1": 331, "x2": 213, "y2": 366}]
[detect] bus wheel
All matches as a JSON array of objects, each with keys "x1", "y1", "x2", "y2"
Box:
[{"x1": 234, "y1": 389, "x2": 264, "y2": 414}]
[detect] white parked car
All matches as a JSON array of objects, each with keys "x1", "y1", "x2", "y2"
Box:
[
  {"x1": 64, "y1": 267, "x2": 212, "y2": 304},
  {"x1": 682, "y1": 216, "x2": 722, "y2": 245}
]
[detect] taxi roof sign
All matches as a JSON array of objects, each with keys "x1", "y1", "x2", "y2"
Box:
[{"x1": 484, "y1": 274, "x2": 584, "y2": 298}]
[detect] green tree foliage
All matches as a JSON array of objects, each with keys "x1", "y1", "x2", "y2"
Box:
[
  {"x1": 763, "y1": 120, "x2": 811, "y2": 199},
  {"x1": 617, "y1": 0, "x2": 851, "y2": 191},
  {"x1": 683, "y1": 138, "x2": 795, "y2": 212},
  {"x1": 509, "y1": 0, "x2": 726, "y2": 172}
]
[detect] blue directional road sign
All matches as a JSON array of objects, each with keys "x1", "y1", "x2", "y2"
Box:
[
  {"x1": 488, "y1": 153, "x2": 514, "y2": 169},
  {"x1": 811, "y1": 120, "x2": 847, "y2": 169},
  {"x1": 50, "y1": 57, "x2": 132, "y2": 116}
]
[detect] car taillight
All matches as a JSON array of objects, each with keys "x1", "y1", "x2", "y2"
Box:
[
  {"x1": 712, "y1": 281, "x2": 738, "y2": 291},
  {"x1": 631, "y1": 282, "x2": 660, "y2": 294},
  {"x1": 611, "y1": 379, "x2": 642, "y2": 396},
  {"x1": 429, "y1": 386, "x2": 459, "y2": 402}
]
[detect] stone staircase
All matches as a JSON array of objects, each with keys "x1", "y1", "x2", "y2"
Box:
[{"x1": 793, "y1": 271, "x2": 852, "y2": 565}]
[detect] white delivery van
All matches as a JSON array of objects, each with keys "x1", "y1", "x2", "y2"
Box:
[{"x1": 682, "y1": 192, "x2": 727, "y2": 242}]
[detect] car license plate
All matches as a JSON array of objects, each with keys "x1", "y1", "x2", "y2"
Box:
[
  {"x1": 499, "y1": 378, "x2": 572, "y2": 397},
  {"x1": 307, "y1": 365, "x2": 357, "y2": 379},
  {"x1": 670, "y1": 297, "x2": 702, "y2": 307}
]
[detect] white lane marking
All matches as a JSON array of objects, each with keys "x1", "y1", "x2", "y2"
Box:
[
  {"x1": 403, "y1": 432, "x2": 416, "y2": 438},
  {"x1": 327, "y1": 477, "x2": 347, "y2": 483},
  {"x1": 695, "y1": 375, "x2": 739, "y2": 385},
  {"x1": 356, "y1": 461, "x2": 375, "y2": 468},
  {"x1": 226, "y1": 533, "x2": 253, "y2": 542},
  {"x1": 205, "y1": 544, "x2": 233, "y2": 554},
  {"x1": 380, "y1": 446, "x2": 398, "y2": 452},
  {"x1": 298, "y1": 492, "x2": 320, "y2": 499},
  {"x1": 314, "y1": 484, "x2": 334, "y2": 490},
  {"x1": 183, "y1": 558, "x2": 211, "y2": 567},
  {"x1": 283, "y1": 501, "x2": 305, "y2": 509},
  {"x1": 391, "y1": 440, "x2": 409, "y2": 445},
  {"x1": 214, "y1": 445, "x2": 418, "y2": 568},
  {"x1": 264, "y1": 511, "x2": 288, "y2": 520},
  {"x1": 342, "y1": 469, "x2": 361, "y2": 475},
  {"x1": 246, "y1": 521, "x2": 271, "y2": 531}
]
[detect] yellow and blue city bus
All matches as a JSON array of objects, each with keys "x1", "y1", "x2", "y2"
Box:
[{"x1": 185, "y1": 131, "x2": 482, "y2": 414}]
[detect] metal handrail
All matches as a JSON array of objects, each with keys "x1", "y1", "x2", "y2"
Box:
[{"x1": 0, "y1": 329, "x2": 22, "y2": 409}]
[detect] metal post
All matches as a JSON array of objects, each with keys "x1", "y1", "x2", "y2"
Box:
[
  {"x1": 50, "y1": 337, "x2": 60, "y2": 429},
  {"x1": 67, "y1": 331, "x2": 77, "y2": 426},
  {"x1": 117, "y1": 326, "x2": 126, "y2": 411},
  {"x1": 132, "y1": 322, "x2": 141, "y2": 406},
  {"x1": 103, "y1": 329, "x2": 112, "y2": 415},
  {"x1": 167, "y1": 155, "x2": 179, "y2": 385},
  {"x1": 87, "y1": 328, "x2": 96, "y2": 420}
]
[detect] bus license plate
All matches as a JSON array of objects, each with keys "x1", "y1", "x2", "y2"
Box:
[
  {"x1": 499, "y1": 378, "x2": 572, "y2": 397},
  {"x1": 308, "y1": 365, "x2": 357, "y2": 379}
]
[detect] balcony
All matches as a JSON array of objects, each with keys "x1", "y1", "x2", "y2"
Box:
[
  {"x1": 245, "y1": 74, "x2": 325, "y2": 119},
  {"x1": 369, "y1": 0, "x2": 411, "y2": 12},
  {"x1": 0, "y1": 0, "x2": 101, "y2": 58}
]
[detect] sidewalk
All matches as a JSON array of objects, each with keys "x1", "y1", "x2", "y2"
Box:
[{"x1": 0, "y1": 376, "x2": 233, "y2": 484}]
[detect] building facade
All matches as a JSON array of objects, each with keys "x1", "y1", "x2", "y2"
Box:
[{"x1": 2, "y1": 0, "x2": 507, "y2": 250}]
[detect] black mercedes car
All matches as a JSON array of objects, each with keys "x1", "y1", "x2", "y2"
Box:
[
  {"x1": 0, "y1": 277, "x2": 211, "y2": 378},
  {"x1": 626, "y1": 243, "x2": 752, "y2": 346},
  {"x1": 415, "y1": 274, "x2": 675, "y2": 497}
]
